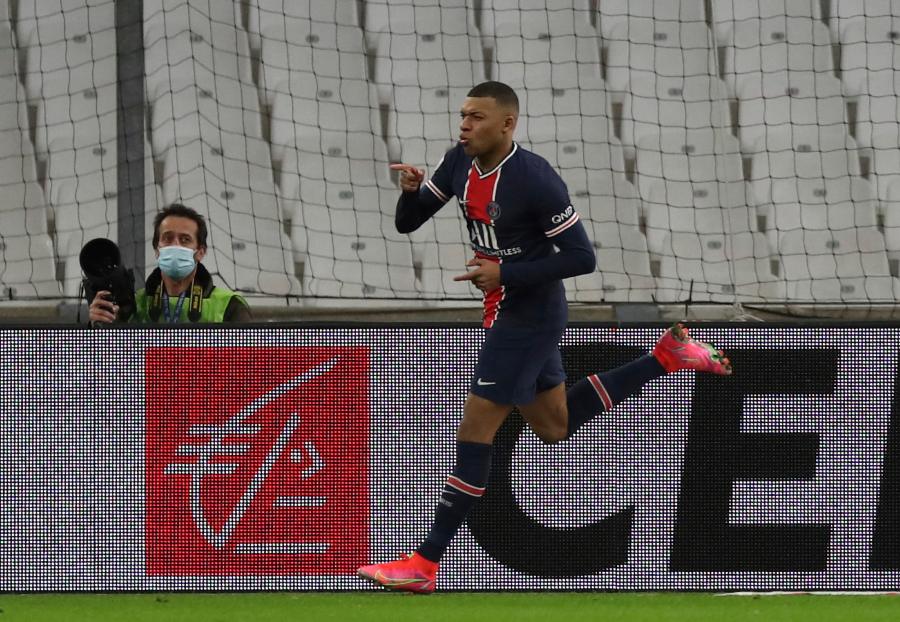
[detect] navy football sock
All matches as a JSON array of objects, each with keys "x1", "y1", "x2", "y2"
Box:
[
  {"x1": 417, "y1": 441, "x2": 492, "y2": 563},
  {"x1": 566, "y1": 354, "x2": 666, "y2": 438}
]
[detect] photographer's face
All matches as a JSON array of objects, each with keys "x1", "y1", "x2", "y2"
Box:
[{"x1": 156, "y1": 216, "x2": 207, "y2": 262}]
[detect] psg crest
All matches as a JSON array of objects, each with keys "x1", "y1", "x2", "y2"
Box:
[{"x1": 487, "y1": 201, "x2": 502, "y2": 221}]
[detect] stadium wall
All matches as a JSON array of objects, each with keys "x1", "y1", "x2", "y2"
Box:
[{"x1": 2, "y1": 323, "x2": 900, "y2": 591}]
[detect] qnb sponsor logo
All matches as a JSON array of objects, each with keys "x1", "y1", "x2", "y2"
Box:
[
  {"x1": 551, "y1": 205, "x2": 575, "y2": 225},
  {"x1": 146, "y1": 346, "x2": 370, "y2": 576}
]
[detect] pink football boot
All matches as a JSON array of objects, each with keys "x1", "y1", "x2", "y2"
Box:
[
  {"x1": 357, "y1": 552, "x2": 438, "y2": 594},
  {"x1": 653, "y1": 323, "x2": 732, "y2": 375}
]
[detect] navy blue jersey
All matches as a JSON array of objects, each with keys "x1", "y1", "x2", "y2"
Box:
[{"x1": 396, "y1": 142, "x2": 596, "y2": 328}]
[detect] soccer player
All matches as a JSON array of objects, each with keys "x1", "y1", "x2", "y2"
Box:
[{"x1": 357, "y1": 81, "x2": 731, "y2": 593}]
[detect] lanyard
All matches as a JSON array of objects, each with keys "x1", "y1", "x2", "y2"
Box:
[{"x1": 162, "y1": 290, "x2": 188, "y2": 323}]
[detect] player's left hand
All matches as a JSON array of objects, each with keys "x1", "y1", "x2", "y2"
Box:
[{"x1": 453, "y1": 257, "x2": 501, "y2": 292}]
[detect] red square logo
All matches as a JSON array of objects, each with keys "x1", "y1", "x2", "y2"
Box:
[{"x1": 145, "y1": 347, "x2": 369, "y2": 575}]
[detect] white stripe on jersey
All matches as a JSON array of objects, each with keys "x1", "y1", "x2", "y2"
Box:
[
  {"x1": 425, "y1": 179, "x2": 450, "y2": 203},
  {"x1": 545, "y1": 212, "x2": 580, "y2": 237}
]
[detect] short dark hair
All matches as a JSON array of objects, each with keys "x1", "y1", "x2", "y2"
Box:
[
  {"x1": 467, "y1": 81, "x2": 519, "y2": 112},
  {"x1": 152, "y1": 203, "x2": 208, "y2": 249}
]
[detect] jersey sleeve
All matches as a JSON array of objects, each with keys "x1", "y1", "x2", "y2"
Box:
[
  {"x1": 534, "y1": 164, "x2": 580, "y2": 238},
  {"x1": 395, "y1": 146, "x2": 459, "y2": 234},
  {"x1": 422, "y1": 147, "x2": 457, "y2": 204}
]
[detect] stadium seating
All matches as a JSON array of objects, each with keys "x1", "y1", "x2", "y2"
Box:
[
  {"x1": 655, "y1": 230, "x2": 782, "y2": 303},
  {"x1": 1, "y1": 0, "x2": 899, "y2": 308},
  {"x1": 881, "y1": 179, "x2": 900, "y2": 273},
  {"x1": 777, "y1": 227, "x2": 897, "y2": 302},
  {"x1": 294, "y1": 181, "x2": 420, "y2": 300},
  {"x1": 711, "y1": 0, "x2": 821, "y2": 45},
  {"x1": 0, "y1": 208, "x2": 60, "y2": 298},
  {"x1": 567, "y1": 220, "x2": 656, "y2": 303},
  {"x1": 749, "y1": 125, "x2": 861, "y2": 208},
  {"x1": 597, "y1": 0, "x2": 706, "y2": 41},
  {"x1": 643, "y1": 178, "x2": 752, "y2": 258},
  {"x1": 764, "y1": 175, "x2": 879, "y2": 251},
  {"x1": 827, "y1": 0, "x2": 900, "y2": 44},
  {"x1": 605, "y1": 16, "x2": 715, "y2": 102},
  {"x1": 737, "y1": 71, "x2": 848, "y2": 155},
  {"x1": 839, "y1": 18, "x2": 900, "y2": 97},
  {"x1": 18, "y1": 0, "x2": 116, "y2": 103},
  {"x1": 722, "y1": 15, "x2": 833, "y2": 98},
  {"x1": 0, "y1": 23, "x2": 16, "y2": 82},
  {"x1": 0, "y1": 67, "x2": 58, "y2": 298},
  {"x1": 257, "y1": 14, "x2": 367, "y2": 108},
  {"x1": 145, "y1": 21, "x2": 254, "y2": 100}
]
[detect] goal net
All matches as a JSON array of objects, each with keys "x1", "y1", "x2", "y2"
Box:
[{"x1": 1, "y1": 0, "x2": 898, "y2": 309}]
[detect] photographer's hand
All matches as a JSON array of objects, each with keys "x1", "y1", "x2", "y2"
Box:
[{"x1": 89, "y1": 291, "x2": 119, "y2": 324}]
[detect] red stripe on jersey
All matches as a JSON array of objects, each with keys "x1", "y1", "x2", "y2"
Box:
[
  {"x1": 466, "y1": 165, "x2": 503, "y2": 327},
  {"x1": 475, "y1": 251, "x2": 504, "y2": 328},
  {"x1": 588, "y1": 374, "x2": 613, "y2": 411},
  {"x1": 465, "y1": 165, "x2": 498, "y2": 223},
  {"x1": 483, "y1": 284, "x2": 505, "y2": 328},
  {"x1": 446, "y1": 475, "x2": 485, "y2": 497}
]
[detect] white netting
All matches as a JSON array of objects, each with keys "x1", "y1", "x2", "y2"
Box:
[{"x1": 2, "y1": 0, "x2": 900, "y2": 308}]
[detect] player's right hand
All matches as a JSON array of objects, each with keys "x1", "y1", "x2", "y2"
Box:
[
  {"x1": 89, "y1": 290, "x2": 119, "y2": 324},
  {"x1": 390, "y1": 163, "x2": 425, "y2": 193}
]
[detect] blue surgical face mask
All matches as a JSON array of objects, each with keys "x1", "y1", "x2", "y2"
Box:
[{"x1": 158, "y1": 245, "x2": 197, "y2": 280}]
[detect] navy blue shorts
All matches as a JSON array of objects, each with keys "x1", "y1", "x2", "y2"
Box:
[{"x1": 470, "y1": 323, "x2": 567, "y2": 405}]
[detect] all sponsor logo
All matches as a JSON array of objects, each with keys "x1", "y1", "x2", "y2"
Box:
[{"x1": 145, "y1": 346, "x2": 369, "y2": 575}]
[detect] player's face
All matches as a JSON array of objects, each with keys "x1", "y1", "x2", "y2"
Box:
[{"x1": 458, "y1": 96, "x2": 516, "y2": 159}]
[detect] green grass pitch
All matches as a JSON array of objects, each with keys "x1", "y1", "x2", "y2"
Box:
[{"x1": 1, "y1": 592, "x2": 898, "y2": 622}]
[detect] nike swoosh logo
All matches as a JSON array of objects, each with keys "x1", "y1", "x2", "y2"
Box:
[
  {"x1": 477, "y1": 378, "x2": 496, "y2": 386},
  {"x1": 374, "y1": 570, "x2": 430, "y2": 587}
]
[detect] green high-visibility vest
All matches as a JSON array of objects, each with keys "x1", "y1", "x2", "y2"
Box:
[{"x1": 132, "y1": 285, "x2": 245, "y2": 323}]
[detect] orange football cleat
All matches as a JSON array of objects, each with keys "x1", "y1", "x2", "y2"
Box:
[{"x1": 357, "y1": 552, "x2": 439, "y2": 594}]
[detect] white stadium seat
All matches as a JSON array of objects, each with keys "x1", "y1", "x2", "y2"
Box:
[
  {"x1": 257, "y1": 15, "x2": 367, "y2": 107},
  {"x1": 737, "y1": 71, "x2": 848, "y2": 155},
  {"x1": 643, "y1": 178, "x2": 753, "y2": 257},
  {"x1": 145, "y1": 23, "x2": 254, "y2": 99},
  {"x1": 372, "y1": 22, "x2": 486, "y2": 107},
  {"x1": 635, "y1": 128, "x2": 743, "y2": 200},
  {"x1": 749, "y1": 125, "x2": 860, "y2": 207},
  {"x1": 778, "y1": 227, "x2": 897, "y2": 302},
  {"x1": 597, "y1": 0, "x2": 706, "y2": 40},
  {"x1": 606, "y1": 17, "x2": 716, "y2": 99},
  {"x1": 34, "y1": 83, "x2": 116, "y2": 160},
  {"x1": 18, "y1": 1, "x2": 116, "y2": 102},
  {"x1": 711, "y1": 0, "x2": 820, "y2": 45},
  {"x1": 0, "y1": 24, "x2": 16, "y2": 82},
  {"x1": 828, "y1": 0, "x2": 900, "y2": 43},
  {"x1": 656, "y1": 231, "x2": 782, "y2": 303},
  {"x1": 291, "y1": 180, "x2": 419, "y2": 299},
  {"x1": 765, "y1": 175, "x2": 879, "y2": 250},
  {"x1": 149, "y1": 75, "x2": 263, "y2": 159},
  {"x1": 839, "y1": 18, "x2": 900, "y2": 97},
  {"x1": 567, "y1": 221, "x2": 656, "y2": 303},
  {"x1": 723, "y1": 16, "x2": 833, "y2": 98}
]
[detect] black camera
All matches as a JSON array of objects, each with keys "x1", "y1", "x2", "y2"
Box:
[{"x1": 80, "y1": 238, "x2": 137, "y2": 321}]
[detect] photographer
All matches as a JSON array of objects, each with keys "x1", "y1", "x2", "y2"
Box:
[{"x1": 88, "y1": 203, "x2": 251, "y2": 324}]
